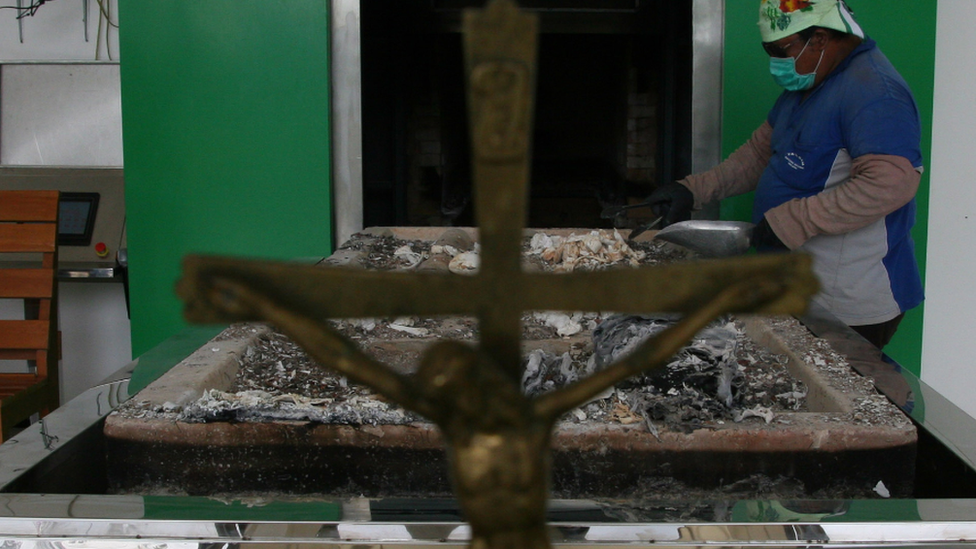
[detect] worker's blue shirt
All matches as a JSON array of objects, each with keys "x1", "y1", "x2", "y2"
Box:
[{"x1": 755, "y1": 38, "x2": 924, "y2": 326}]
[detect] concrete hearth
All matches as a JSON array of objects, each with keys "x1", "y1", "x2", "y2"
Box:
[{"x1": 104, "y1": 228, "x2": 916, "y2": 499}]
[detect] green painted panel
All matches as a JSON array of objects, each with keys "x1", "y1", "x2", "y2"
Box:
[
  {"x1": 723, "y1": 1, "x2": 936, "y2": 374},
  {"x1": 850, "y1": 2, "x2": 936, "y2": 373},
  {"x1": 720, "y1": 2, "x2": 782, "y2": 223},
  {"x1": 118, "y1": 1, "x2": 334, "y2": 357},
  {"x1": 731, "y1": 498, "x2": 922, "y2": 522},
  {"x1": 143, "y1": 495, "x2": 341, "y2": 521},
  {"x1": 127, "y1": 325, "x2": 227, "y2": 395}
]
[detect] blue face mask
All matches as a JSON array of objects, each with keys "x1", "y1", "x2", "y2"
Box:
[{"x1": 769, "y1": 40, "x2": 824, "y2": 91}]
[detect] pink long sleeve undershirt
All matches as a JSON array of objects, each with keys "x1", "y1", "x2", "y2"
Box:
[{"x1": 678, "y1": 122, "x2": 920, "y2": 249}]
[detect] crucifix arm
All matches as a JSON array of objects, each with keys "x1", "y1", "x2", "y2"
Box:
[
  {"x1": 532, "y1": 278, "x2": 791, "y2": 423},
  {"x1": 184, "y1": 274, "x2": 435, "y2": 418}
]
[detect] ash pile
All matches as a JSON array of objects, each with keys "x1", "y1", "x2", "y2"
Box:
[
  {"x1": 527, "y1": 315, "x2": 805, "y2": 436},
  {"x1": 176, "y1": 228, "x2": 806, "y2": 432},
  {"x1": 177, "y1": 315, "x2": 805, "y2": 432}
]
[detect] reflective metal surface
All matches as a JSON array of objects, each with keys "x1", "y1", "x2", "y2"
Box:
[
  {"x1": 0, "y1": 497, "x2": 974, "y2": 546},
  {"x1": 803, "y1": 302, "x2": 976, "y2": 476},
  {"x1": 691, "y1": 0, "x2": 724, "y2": 220},
  {"x1": 654, "y1": 220, "x2": 755, "y2": 257},
  {"x1": 331, "y1": 0, "x2": 365, "y2": 246},
  {"x1": 0, "y1": 377, "x2": 130, "y2": 491},
  {"x1": 58, "y1": 262, "x2": 118, "y2": 280},
  {"x1": 691, "y1": 0, "x2": 724, "y2": 175}
]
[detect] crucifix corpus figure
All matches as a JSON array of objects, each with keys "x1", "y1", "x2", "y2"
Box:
[{"x1": 177, "y1": 1, "x2": 819, "y2": 548}]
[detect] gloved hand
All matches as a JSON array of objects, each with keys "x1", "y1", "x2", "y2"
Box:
[
  {"x1": 752, "y1": 217, "x2": 789, "y2": 252},
  {"x1": 646, "y1": 182, "x2": 694, "y2": 227}
]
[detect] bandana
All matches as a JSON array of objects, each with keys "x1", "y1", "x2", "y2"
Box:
[{"x1": 759, "y1": 0, "x2": 864, "y2": 44}]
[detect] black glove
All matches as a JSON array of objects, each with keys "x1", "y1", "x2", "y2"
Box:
[
  {"x1": 752, "y1": 217, "x2": 789, "y2": 252},
  {"x1": 646, "y1": 182, "x2": 694, "y2": 227}
]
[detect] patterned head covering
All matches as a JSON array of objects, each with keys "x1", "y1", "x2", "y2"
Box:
[{"x1": 759, "y1": 0, "x2": 864, "y2": 43}]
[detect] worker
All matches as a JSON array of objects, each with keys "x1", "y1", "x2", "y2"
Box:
[{"x1": 647, "y1": 0, "x2": 923, "y2": 350}]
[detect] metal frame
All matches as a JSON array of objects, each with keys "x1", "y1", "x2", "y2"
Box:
[
  {"x1": 691, "y1": 0, "x2": 724, "y2": 175},
  {"x1": 330, "y1": 0, "x2": 364, "y2": 247},
  {"x1": 691, "y1": 0, "x2": 723, "y2": 219},
  {"x1": 329, "y1": 0, "x2": 728, "y2": 242},
  {"x1": 1, "y1": 511, "x2": 976, "y2": 546}
]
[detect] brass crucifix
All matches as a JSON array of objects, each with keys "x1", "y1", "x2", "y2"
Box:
[{"x1": 177, "y1": 1, "x2": 818, "y2": 548}]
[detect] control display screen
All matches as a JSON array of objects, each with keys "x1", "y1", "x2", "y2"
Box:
[
  {"x1": 58, "y1": 193, "x2": 100, "y2": 246},
  {"x1": 60, "y1": 200, "x2": 93, "y2": 235}
]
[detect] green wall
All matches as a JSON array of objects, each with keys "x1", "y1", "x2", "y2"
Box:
[
  {"x1": 118, "y1": 1, "x2": 334, "y2": 357},
  {"x1": 722, "y1": 1, "x2": 937, "y2": 373}
]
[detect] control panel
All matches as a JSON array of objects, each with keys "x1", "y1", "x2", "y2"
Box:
[{"x1": 0, "y1": 167, "x2": 125, "y2": 270}]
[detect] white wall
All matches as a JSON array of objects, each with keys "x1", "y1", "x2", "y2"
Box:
[
  {"x1": 0, "y1": 64, "x2": 122, "y2": 166},
  {"x1": 0, "y1": 0, "x2": 119, "y2": 62},
  {"x1": 58, "y1": 282, "x2": 131, "y2": 402},
  {"x1": 1, "y1": 0, "x2": 121, "y2": 167},
  {"x1": 921, "y1": 0, "x2": 976, "y2": 418}
]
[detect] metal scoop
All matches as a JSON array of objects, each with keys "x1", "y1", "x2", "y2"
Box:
[{"x1": 653, "y1": 220, "x2": 755, "y2": 258}]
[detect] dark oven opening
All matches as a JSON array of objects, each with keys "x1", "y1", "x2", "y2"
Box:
[{"x1": 361, "y1": 0, "x2": 694, "y2": 229}]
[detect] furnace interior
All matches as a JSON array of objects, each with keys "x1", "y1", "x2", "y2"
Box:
[{"x1": 359, "y1": 0, "x2": 694, "y2": 228}]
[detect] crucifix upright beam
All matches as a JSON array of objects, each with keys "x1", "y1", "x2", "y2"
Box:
[{"x1": 465, "y1": 0, "x2": 538, "y2": 378}]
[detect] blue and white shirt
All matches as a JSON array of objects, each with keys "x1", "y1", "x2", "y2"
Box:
[{"x1": 754, "y1": 38, "x2": 924, "y2": 326}]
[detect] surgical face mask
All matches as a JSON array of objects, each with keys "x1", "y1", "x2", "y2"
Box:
[{"x1": 769, "y1": 40, "x2": 824, "y2": 92}]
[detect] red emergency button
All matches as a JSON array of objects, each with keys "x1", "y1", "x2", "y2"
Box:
[{"x1": 95, "y1": 242, "x2": 109, "y2": 258}]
